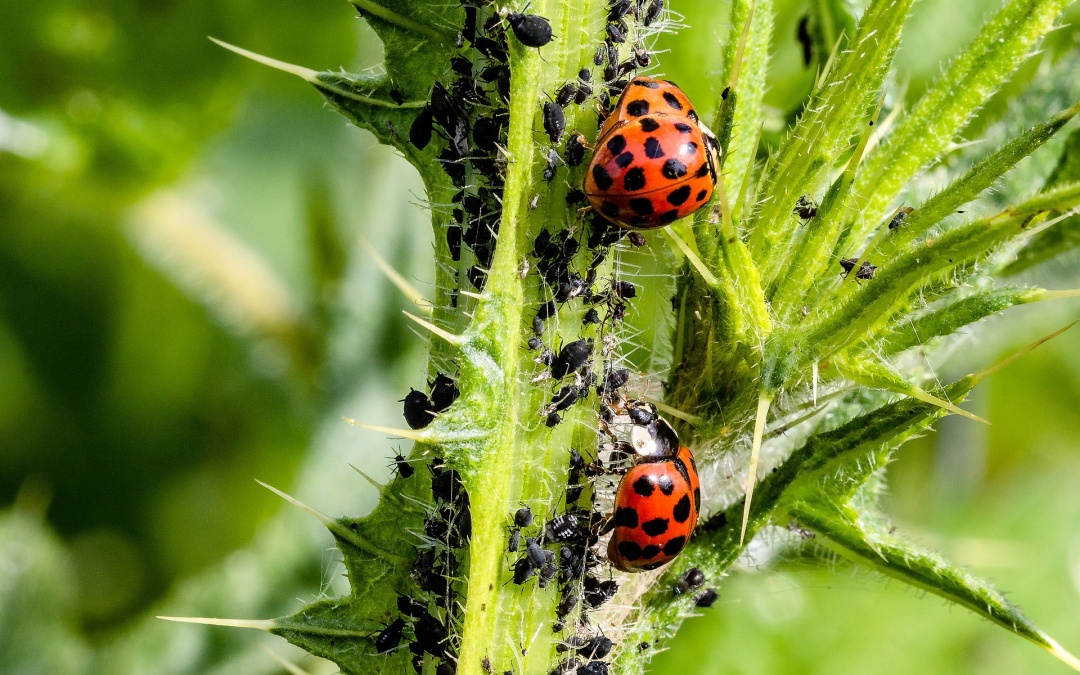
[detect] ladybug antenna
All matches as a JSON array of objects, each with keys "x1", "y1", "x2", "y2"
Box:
[{"x1": 740, "y1": 392, "x2": 772, "y2": 545}]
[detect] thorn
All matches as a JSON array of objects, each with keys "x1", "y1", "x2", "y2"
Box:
[
  {"x1": 256, "y1": 479, "x2": 411, "y2": 563},
  {"x1": 663, "y1": 228, "x2": 720, "y2": 288},
  {"x1": 971, "y1": 322, "x2": 1075, "y2": 385},
  {"x1": 741, "y1": 393, "x2": 773, "y2": 545},
  {"x1": 259, "y1": 644, "x2": 313, "y2": 675},
  {"x1": 714, "y1": 164, "x2": 737, "y2": 240},
  {"x1": 906, "y1": 387, "x2": 988, "y2": 425},
  {"x1": 349, "y1": 465, "x2": 421, "y2": 511},
  {"x1": 343, "y1": 417, "x2": 431, "y2": 442},
  {"x1": 403, "y1": 311, "x2": 464, "y2": 345},
  {"x1": 643, "y1": 398, "x2": 703, "y2": 426},
  {"x1": 1044, "y1": 637, "x2": 1080, "y2": 672},
  {"x1": 157, "y1": 615, "x2": 277, "y2": 631},
  {"x1": 350, "y1": 464, "x2": 386, "y2": 490},
  {"x1": 358, "y1": 235, "x2": 431, "y2": 313},
  {"x1": 1033, "y1": 288, "x2": 1080, "y2": 302},
  {"x1": 209, "y1": 38, "x2": 318, "y2": 81},
  {"x1": 727, "y1": 0, "x2": 756, "y2": 90},
  {"x1": 458, "y1": 289, "x2": 485, "y2": 300},
  {"x1": 209, "y1": 38, "x2": 424, "y2": 108},
  {"x1": 256, "y1": 479, "x2": 339, "y2": 529}
]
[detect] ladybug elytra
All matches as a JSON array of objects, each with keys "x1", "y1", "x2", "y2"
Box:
[
  {"x1": 607, "y1": 444, "x2": 700, "y2": 572},
  {"x1": 584, "y1": 77, "x2": 720, "y2": 230}
]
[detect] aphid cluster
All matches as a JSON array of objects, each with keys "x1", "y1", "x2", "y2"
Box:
[
  {"x1": 409, "y1": 3, "x2": 522, "y2": 293},
  {"x1": 388, "y1": 0, "x2": 720, "y2": 667},
  {"x1": 374, "y1": 456, "x2": 473, "y2": 672},
  {"x1": 402, "y1": 372, "x2": 461, "y2": 430}
]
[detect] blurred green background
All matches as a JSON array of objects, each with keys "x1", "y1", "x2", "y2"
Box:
[{"x1": 0, "y1": 0, "x2": 1078, "y2": 673}]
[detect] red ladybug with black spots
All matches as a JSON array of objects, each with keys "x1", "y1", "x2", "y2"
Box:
[
  {"x1": 584, "y1": 77, "x2": 720, "y2": 230},
  {"x1": 608, "y1": 444, "x2": 701, "y2": 572}
]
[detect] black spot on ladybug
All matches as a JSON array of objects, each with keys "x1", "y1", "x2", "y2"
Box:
[
  {"x1": 656, "y1": 475, "x2": 675, "y2": 495},
  {"x1": 624, "y1": 167, "x2": 647, "y2": 191},
  {"x1": 606, "y1": 134, "x2": 627, "y2": 154},
  {"x1": 683, "y1": 141, "x2": 698, "y2": 155},
  {"x1": 614, "y1": 506, "x2": 639, "y2": 528},
  {"x1": 632, "y1": 78, "x2": 660, "y2": 89},
  {"x1": 694, "y1": 162, "x2": 711, "y2": 178},
  {"x1": 662, "y1": 158, "x2": 687, "y2": 179},
  {"x1": 672, "y1": 457, "x2": 691, "y2": 484},
  {"x1": 694, "y1": 487, "x2": 701, "y2": 511},
  {"x1": 626, "y1": 99, "x2": 650, "y2": 116},
  {"x1": 662, "y1": 91, "x2": 683, "y2": 110},
  {"x1": 667, "y1": 185, "x2": 691, "y2": 206},
  {"x1": 672, "y1": 494, "x2": 691, "y2": 523},
  {"x1": 632, "y1": 476, "x2": 655, "y2": 497},
  {"x1": 674, "y1": 121, "x2": 692, "y2": 133},
  {"x1": 659, "y1": 209, "x2": 680, "y2": 224},
  {"x1": 662, "y1": 536, "x2": 686, "y2": 556},
  {"x1": 618, "y1": 541, "x2": 643, "y2": 561},
  {"x1": 592, "y1": 165, "x2": 613, "y2": 191},
  {"x1": 628, "y1": 198, "x2": 653, "y2": 215},
  {"x1": 507, "y1": 12, "x2": 553, "y2": 48},
  {"x1": 639, "y1": 117, "x2": 660, "y2": 132},
  {"x1": 629, "y1": 216, "x2": 650, "y2": 228},
  {"x1": 641, "y1": 517, "x2": 669, "y2": 536},
  {"x1": 696, "y1": 189, "x2": 708, "y2": 202},
  {"x1": 614, "y1": 151, "x2": 635, "y2": 168},
  {"x1": 644, "y1": 137, "x2": 665, "y2": 159},
  {"x1": 601, "y1": 201, "x2": 620, "y2": 218},
  {"x1": 640, "y1": 544, "x2": 661, "y2": 559}
]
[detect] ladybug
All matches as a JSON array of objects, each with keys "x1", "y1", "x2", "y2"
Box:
[
  {"x1": 607, "y1": 445, "x2": 700, "y2": 572},
  {"x1": 584, "y1": 77, "x2": 720, "y2": 230}
]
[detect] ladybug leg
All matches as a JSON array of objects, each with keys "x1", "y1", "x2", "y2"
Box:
[{"x1": 572, "y1": 130, "x2": 594, "y2": 150}]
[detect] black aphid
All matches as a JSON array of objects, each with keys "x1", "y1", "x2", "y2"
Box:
[
  {"x1": 695, "y1": 588, "x2": 719, "y2": 608},
  {"x1": 839, "y1": 257, "x2": 877, "y2": 280},
  {"x1": 375, "y1": 617, "x2": 406, "y2": 654},
  {"x1": 543, "y1": 102, "x2": 566, "y2": 143},
  {"x1": 429, "y1": 373, "x2": 460, "y2": 412},
  {"x1": 393, "y1": 453, "x2": 415, "y2": 479},
  {"x1": 551, "y1": 339, "x2": 592, "y2": 379},
  {"x1": 677, "y1": 568, "x2": 706, "y2": 594},
  {"x1": 556, "y1": 82, "x2": 578, "y2": 107},
  {"x1": 402, "y1": 389, "x2": 433, "y2": 429},
  {"x1": 515, "y1": 505, "x2": 535, "y2": 528},
  {"x1": 793, "y1": 194, "x2": 818, "y2": 220},
  {"x1": 507, "y1": 11, "x2": 553, "y2": 48}
]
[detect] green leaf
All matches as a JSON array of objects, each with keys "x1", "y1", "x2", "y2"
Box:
[
  {"x1": 881, "y1": 101, "x2": 1080, "y2": 258},
  {"x1": 790, "y1": 501, "x2": 1080, "y2": 671},
  {"x1": 875, "y1": 286, "x2": 1069, "y2": 354},
  {"x1": 850, "y1": 0, "x2": 1074, "y2": 247},
  {"x1": 746, "y1": 0, "x2": 914, "y2": 279}
]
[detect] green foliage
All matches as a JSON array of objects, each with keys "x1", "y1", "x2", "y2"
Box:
[
  {"x1": 229, "y1": 0, "x2": 1080, "y2": 673},
  {"x1": 5, "y1": 0, "x2": 1080, "y2": 674}
]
